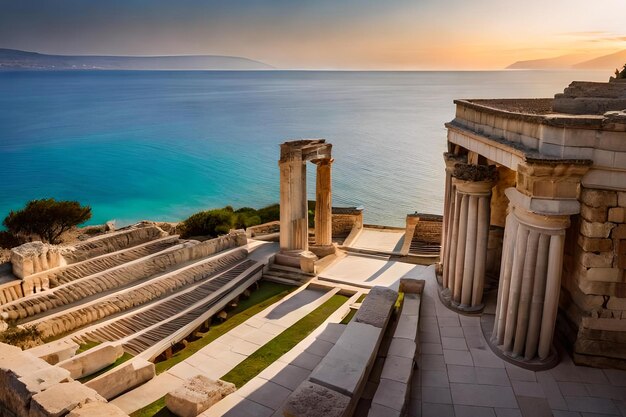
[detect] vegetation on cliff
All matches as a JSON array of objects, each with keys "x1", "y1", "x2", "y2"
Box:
[
  {"x1": 3, "y1": 198, "x2": 92, "y2": 244},
  {"x1": 179, "y1": 204, "x2": 280, "y2": 238}
]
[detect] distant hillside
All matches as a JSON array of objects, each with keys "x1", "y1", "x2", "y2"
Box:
[
  {"x1": 506, "y1": 53, "x2": 596, "y2": 70},
  {"x1": 507, "y1": 49, "x2": 626, "y2": 70},
  {"x1": 573, "y1": 49, "x2": 626, "y2": 71},
  {"x1": 0, "y1": 48, "x2": 274, "y2": 70}
]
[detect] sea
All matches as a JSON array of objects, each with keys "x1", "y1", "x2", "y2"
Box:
[{"x1": 0, "y1": 70, "x2": 608, "y2": 227}]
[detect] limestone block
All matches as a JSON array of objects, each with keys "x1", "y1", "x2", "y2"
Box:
[
  {"x1": 580, "y1": 188, "x2": 617, "y2": 208},
  {"x1": 402, "y1": 294, "x2": 421, "y2": 315},
  {"x1": 399, "y1": 279, "x2": 425, "y2": 295},
  {"x1": 619, "y1": 192, "x2": 626, "y2": 207},
  {"x1": 165, "y1": 375, "x2": 235, "y2": 417},
  {"x1": 584, "y1": 267, "x2": 623, "y2": 283},
  {"x1": 283, "y1": 381, "x2": 351, "y2": 417},
  {"x1": 580, "y1": 251, "x2": 614, "y2": 268},
  {"x1": 27, "y1": 340, "x2": 79, "y2": 365},
  {"x1": 29, "y1": 381, "x2": 105, "y2": 417},
  {"x1": 57, "y1": 342, "x2": 123, "y2": 379},
  {"x1": 309, "y1": 321, "x2": 382, "y2": 397},
  {"x1": 85, "y1": 358, "x2": 155, "y2": 400},
  {"x1": 581, "y1": 204, "x2": 608, "y2": 223},
  {"x1": 608, "y1": 207, "x2": 626, "y2": 223},
  {"x1": 611, "y1": 224, "x2": 626, "y2": 239},
  {"x1": 379, "y1": 355, "x2": 413, "y2": 384},
  {"x1": 577, "y1": 235, "x2": 613, "y2": 252},
  {"x1": 355, "y1": 286, "x2": 398, "y2": 328},
  {"x1": 368, "y1": 403, "x2": 401, "y2": 417},
  {"x1": 371, "y1": 378, "x2": 408, "y2": 413},
  {"x1": 66, "y1": 402, "x2": 129, "y2": 417},
  {"x1": 387, "y1": 338, "x2": 417, "y2": 359},
  {"x1": 394, "y1": 314, "x2": 419, "y2": 341},
  {"x1": 10, "y1": 242, "x2": 65, "y2": 279},
  {"x1": 580, "y1": 220, "x2": 615, "y2": 238},
  {"x1": 607, "y1": 297, "x2": 626, "y2": 310}
]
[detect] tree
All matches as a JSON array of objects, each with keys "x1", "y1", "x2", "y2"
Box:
[{"x1": 3, "y1": 198, "x2": 92, "y2": 244}]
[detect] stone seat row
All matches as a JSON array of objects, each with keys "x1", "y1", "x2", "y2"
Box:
[
  {"x1": 283, "y1": 286, "x2": 399, "y2": 417},
  {"x1": 1, "y1": 233, "x2": 246, "y2": 324},
  {"x1": 32, "y1": 248, "x2": 249, "y2": 340}
]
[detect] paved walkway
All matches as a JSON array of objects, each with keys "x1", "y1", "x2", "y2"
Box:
[
  {"x1": 112, "y1": 283, "x2": 342, "y2": 413},
  {"x1": 348, "y1": 227, "x2": 406, "y2": 253},
  {"x1": 199, "y1": 292, "x2": 361, "y2": 417},
  {"x1": 319, "y1": 252, "x2": 427, "y2": 290},
  {"x1": 410, "y1": 265, "x2": 626, "y2": 417}
]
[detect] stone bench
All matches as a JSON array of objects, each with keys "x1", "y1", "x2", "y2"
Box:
[
  {"x1": 0, "y1": 342, "x2": 122, "y2": 417},
  {"x1": 367, "y1": 279, "x2": 424, "y2": 417},
  {"x1": 27, "y1": 339, "x2": 79, "y2": 365},
  {"x1": 85, "y1": 358, "x2": 155, "y2": 400},
  {"x1": 57, "y1": 342, "x2": 124, "y2": 379},
  {"x1": 284, "y1": 286, "x2": 398, "y2": 417},
  {"x1": 165, "y1": 375, "x2": 236, "y2": 417}
]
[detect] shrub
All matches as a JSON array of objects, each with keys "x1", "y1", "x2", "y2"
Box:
[
  {"x1": 0, "y1": 231, "x2": 24, "y2": 249},
  {"x1": 179, "y1": 204, "x2": 281, "y2": 239},
  {"x1": 3, "y1": 198, "x2": 92, "y2": 244}
]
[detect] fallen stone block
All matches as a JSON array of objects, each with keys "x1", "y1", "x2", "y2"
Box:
[
  {"x1": 379, "y1": 355, "x2": 413, "y2": 384},
  {"x1": 29, "y1": 381, "x2": 105, "y2": 417},
  {"x1": 57, "y1": 342, "x2": 123, "y2": 379},
  {"x1": 402, "y1": 293, "x2": 421, "y2": 315},
  {"x1": 85, "y1": 358, "x2": 155, "y2": 400},
  {"x1": 283, "y1": 381, "x2": 351, "y2": 417},
  {"x1": 370, "y1": 378, "x2": 408, "y2": 413},
  {"x1": 309, "y1": 321, "x2": 382, "y2": 397},
  {"x1": 66, "y1": 401, "x2": 129, "y2": 417},
  {"x1": 354, "y1": 286, "x2": 398, "y2": 328},
  {"x1": 387, "y1": 338, "x2": 416, "y2": 359},
  {"x1": 27, "y1": 340, "x2": 79, "y2": 365},
  {"x1": 399, "y1": 279, "x2": 425, "y2": 294},
  {"x1": 165, "y1": 375, "x2": 235, "y2": 417}
]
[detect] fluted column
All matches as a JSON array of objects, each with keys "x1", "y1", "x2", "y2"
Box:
[
  {"x1": 441, "y1": 163, "x2": 496, "y2": 312},
  {"x1": 314, "y1": 159, "x2": 333, "y2": 246},
  {"x1": 279, "y1": 157, "x2": 308, "y2": 252},
  {"x1": 441, "y1": 153, "x2": 465, "y2": 285},
  {"x1": 491, "y1": 188, "x2": 570, "y2": 363}
]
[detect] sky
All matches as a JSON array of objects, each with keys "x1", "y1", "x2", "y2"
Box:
[{"x1": 1, "y1": 0, "x2": 625, "y2": 70}]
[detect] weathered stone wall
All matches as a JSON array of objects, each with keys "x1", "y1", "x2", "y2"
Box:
[
  {"x1": 411, "y1": 216, "x2": 442, "y2": 244},
  {"x1": 246, "y1": 221, "x2": 280, "y2": 238},
  {"x1": 561, "y1": 186, "x2": 626, "y2": 368},
  {"x1": 332, "y1": 210, "x2": 363, "y2": 238}
]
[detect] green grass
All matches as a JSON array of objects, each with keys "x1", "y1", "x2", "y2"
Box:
[
  {"x1": 76, "y1": 340, "x2": 101, "y2": 354},
  {"x1": 154, "y1": 281, "x2": 295, "y2": 375},
  {"x1": 78, "y1": 352, "x2": 133, "y2": 383},
  {"x1": 220, "y1": 293, "x2": 349, "y2": 388},
  {"x1": 129, "y1": 397, "x2": 175, "y2": 417},
  {"x1": 340, "y1": 308, "x2": 357, "y2": 324}
]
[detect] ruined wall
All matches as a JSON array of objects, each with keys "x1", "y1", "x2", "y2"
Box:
[
  {"x1": 332, "y1": 209, "x2": 363, "y2": 238},
  {"x1": 411, "y1": 215, "x2": 443, "y2": 244},
  {"x1": 560, "y1": 187, "x2": 626, "y2": 368}
]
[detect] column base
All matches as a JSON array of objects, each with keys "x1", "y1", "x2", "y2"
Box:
[
  {"x1": 275, "y1": 250, "x2": 318, "y2": 274},
  {"x1": 309, "y1": 244, "x2": 336, "y2": 258},
  {"x1": 480, "y1": 313, "x2": 559, "y2": 371},
  {"x1": 437, "y1": 283, "x2": 485, "y2": 315}
]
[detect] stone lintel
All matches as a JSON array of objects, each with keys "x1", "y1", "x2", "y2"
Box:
[
  {"x1": 516, "y1": 160, "x2": 590, "y2": 200},
  {"x1": 506, "y1": 188, "x2": 572, "y2": 230},
  {"x1": 280, "y1": 139, "x2": 332, "y2": 162},
  {"x1": 506, "y1": 187, "x2": 581, "y2": 216}
]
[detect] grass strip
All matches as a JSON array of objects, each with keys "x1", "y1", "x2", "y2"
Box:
[
  {"x1": 154, "y1": 281, "x2": 295, "y2": 375},
  {"x1": 78, "y1": 352, "x2": 133, "y2": 383},
  {"x1": 129, "y1": 397, "x2": 174, "y2": 417},
  {"x1": 76, "y1": 340, "x2": 101, "y2": 354},
  {"x1": 220, "y1": 293, "x2": 349, "y2": 388}
]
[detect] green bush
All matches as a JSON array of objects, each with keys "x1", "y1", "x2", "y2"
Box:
[
  {"x1": 0, "y1": 231, "x2": 24, "y2": 249},
  {"x1": 3, "y1": 198, "x2": 92, "y2": 244},
  {"x1": 179, "y1": 204, "x2": 281, "y2": 239}
]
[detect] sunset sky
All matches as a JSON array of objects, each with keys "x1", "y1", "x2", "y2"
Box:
[{"x1": 1, "y1": 0, "x2": 625, "y2": 70}]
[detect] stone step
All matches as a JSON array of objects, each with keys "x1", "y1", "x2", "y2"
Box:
[
  {"x1": 261, "y1": 275, "x2": 305, "y2": 286},
  {"x1": 266, "y1": 269, "x2": 313, "y2": 281},
  {"x1": 269, "y1": 263, "x2": 316, "y2": 277}
]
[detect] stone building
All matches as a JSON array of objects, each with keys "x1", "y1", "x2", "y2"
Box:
[{"x1": 440, "y1": 77, "x2": 626, "y2": 369}]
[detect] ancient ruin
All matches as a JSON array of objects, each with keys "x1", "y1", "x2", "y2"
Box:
[{"x1": 440, "y1": 76, "x2": 626, "y2": 369}]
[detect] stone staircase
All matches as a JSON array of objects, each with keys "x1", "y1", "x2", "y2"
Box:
[{"x1": 262, "y1": 263, "x2": 315, "y2": 286}]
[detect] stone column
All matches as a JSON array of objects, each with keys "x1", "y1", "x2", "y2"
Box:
[
  {"x1": 491, "y1": 188, "x2": 571, "y2": 362},
  {"x1": 279, "y1": 156, "x2": 308, "y2": 252},
  {"x1": 441, "y1": 163, "x2": 495, "y2": 312},
  {"x1": 441, "y1": 153, "x2": 466, "y2": 285},
  {"x1": 314, "y1": 159, "x2": 333, "y2": 247}
]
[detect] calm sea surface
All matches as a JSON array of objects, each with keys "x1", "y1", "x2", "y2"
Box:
[{"x1": 0, "y1": 70, "x2": 608, "y2": 227}]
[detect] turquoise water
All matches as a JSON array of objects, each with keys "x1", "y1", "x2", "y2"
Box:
[{"x1": 0, "y1": 70, "x2": 607, "y2": 227}]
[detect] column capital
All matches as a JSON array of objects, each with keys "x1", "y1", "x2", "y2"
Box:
[
  {"x1": 444, "y1": 152, "x2": 467, "y2": 173},
  {"x1": 313, "y1": 157, "x2": 334, "y2": 166},
  {"x1": 506, "y1": 188, "x2": 572, "y2": 231},
  {"x1": 516, "y1": 159, "x2": 591, "y2": 200}
]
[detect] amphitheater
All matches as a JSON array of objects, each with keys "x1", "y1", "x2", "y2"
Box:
[{"x1": 1, "y1": 78, "x2": 626, "y2": 417}]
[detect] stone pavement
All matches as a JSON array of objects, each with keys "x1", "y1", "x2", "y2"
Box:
[
  {"x1": 349, "y1": 227, "x2": 406, "y2": 253},
  {"x1": 112, "y1": 282, "x2": 343, "y2": 414},
  {"x1": 410, "y1": 265, "x2": 626, "y2": 417},
  {"x1": 199, "y1": 292, "x2": 362, "y2": 417},
  {"x1": 319, "y1": 252, "x2": 426, "y2": 289}
]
